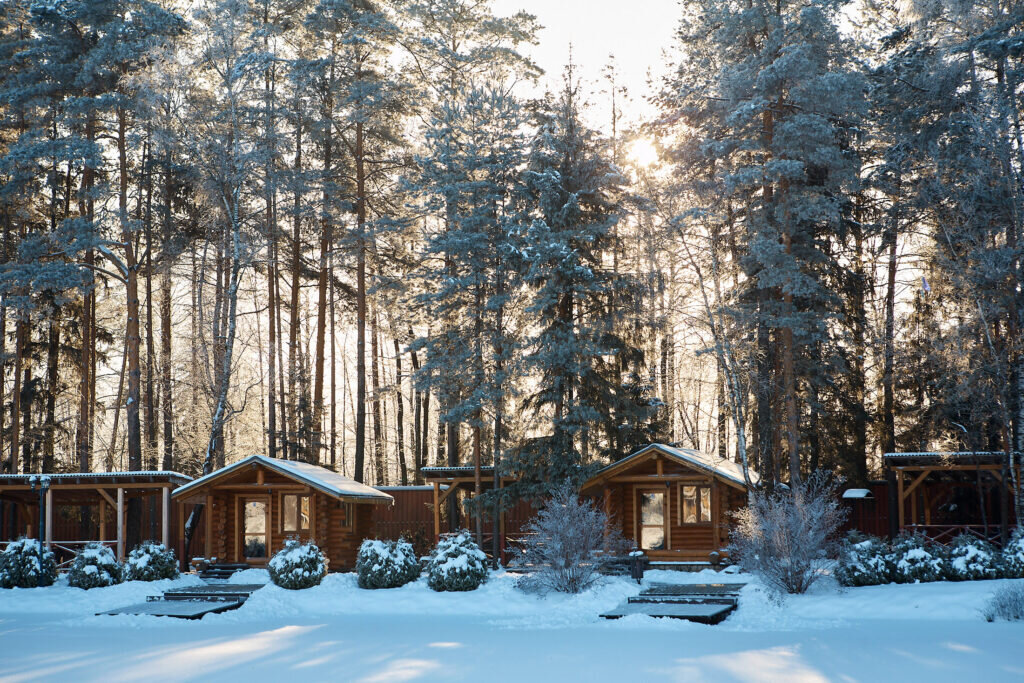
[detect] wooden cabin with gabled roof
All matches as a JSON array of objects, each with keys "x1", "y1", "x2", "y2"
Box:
[
  {"x1": 172, "y1": 455, "x2": 393, "y2": 570},
  {"x1": 580, "y1": 443, "x2": 756, "y2": 564}
]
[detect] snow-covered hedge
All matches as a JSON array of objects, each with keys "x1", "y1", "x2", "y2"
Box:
[
  {"x1": 1003, "y1": 530, "x2": 1024, "y2": 578},
  {"x1": 123, "y1": 541, "x2": 179, "y2": 582},
  {"x1": 836, "y1": 532, "x2": 890, "y2": 587},
  {"x1": 0, "y1": 538, "x2": 57, "y2": 589},
  {"x1": 944, "y1": 534, "x2": 999, "y2": 581},
  {"x1": 268, "y1": 540, "x2": 327, "y2": 590},
  {"x1": 427, "y1": 531, "x2": 488, "y2": 592},
  {"x1": 356, "y1": 538, "x2": 420, "y2": 589},
  {"x1": 67, "y1": 542, "x2": 122, "y2": 589},
  {"x1": 888, "y1": 534, "x2": 945, "y2": 583}
]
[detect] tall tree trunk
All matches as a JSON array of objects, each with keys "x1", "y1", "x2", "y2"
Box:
[
  {"x1": 160, "y1": 148, "x2": 174, "y2": 471},
  {"x1": 882, "y1": 202, "x2": 898, "y2": 454},
  {"x1": 42, "y1": 314, "x2": 59, "y2": 474},
  {"x1": 312, "y1": 71, "x2": 334, "y2": 465},
  {"x1": 850, "y1": 201, "x2": 869, "y2": 484},
  {"x1": 354, "y1": 119, "x2": 368, "y2": 482},
  {"x1": 393, "y1": 336, "x2": 408, "y2": 485},
  {"x1": 330, "y1": 253, "x2": 337, "y2": 469},
  {"x1": 288, "y1": 114, "x2": 303, "y2": 461},
  {"x1": 409, "y1": 331, "x2": 422, "y2": 483},
  {"x1": 371, "y1": 303, "x2": 384, "y2": 485}
]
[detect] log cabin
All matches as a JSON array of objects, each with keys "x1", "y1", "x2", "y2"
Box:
[
  {"x1": 171, "y1": 455, "x2": 393, "y2": 570},
  {"x1": 580, "y1": 443, "x2": 756, "y2": 564}
]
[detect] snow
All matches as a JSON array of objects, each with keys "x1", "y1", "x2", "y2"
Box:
[{"x1": 1, "y1": 570, "x2": 1022, "y2": 681}]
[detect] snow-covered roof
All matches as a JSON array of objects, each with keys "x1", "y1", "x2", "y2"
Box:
[
  {"x1": 842, "y1": 488, "x2": 874, "y2": 499},
  {"x1": 0, "y1": 471, "x2": 191, "y2": 486},
  {"x1": 587, "y1": 443, "x2": 758, "y2": 490},
  {"x1": 172, "y1": 455, "x2": 393, "y2": 504}
]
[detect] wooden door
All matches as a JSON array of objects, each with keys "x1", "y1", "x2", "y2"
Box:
[
  {"x1": 238, "y1": 495, "x2": 270, "y2": 564},
  {"x1": 635, "y1": 488, "x2": 667, "y2": 551}
]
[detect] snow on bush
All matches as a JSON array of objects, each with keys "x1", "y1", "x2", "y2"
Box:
[
  {"x1": 0, "y1": 538, "x2": 57, "y2": 589},
  {"x1": 427, "y1": 531, "x2": 488, "y2": 592},
  {"x1": 67, "y1": 542, "x2": 122, "y2": 590},
  {"x1": 356, "y1": 538, "x2": 420, "y2": 589},
  {"x1": 983, "y1": 582, "x2": 1024, "y2": 622},
  {"x1": 730, "y1": 471, "x2": 847, "y2": 595},
  {"x1": 888, "y1": 534, "x2": 945, "y2": 584},
  {"x1": 512, "y1": 482, "x2": 630, "y2": 595},
  {"x1": 1002, "y1": 530, "x2": 1024, "y2": 578},
  {"x1": 944, "y1": 534, "x2": 999, "y2": 581},
  {"x1": 836, "y1": 532, "x2": 890, "y2": 587},
  {"x1": 123, "y1": 541, "x2": 179, "y2": 582},
  {"x1": 268, "y1": 539, "x2": 327, "y2": 590}
]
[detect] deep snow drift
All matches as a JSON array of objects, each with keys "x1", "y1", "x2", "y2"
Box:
[{"x1": 0, "y1": 569, "x2": 1021, "y2": 682}]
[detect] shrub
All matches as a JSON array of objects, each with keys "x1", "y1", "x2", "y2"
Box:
[
  {"x1": 0, "y1": 538, "x2": 57, "y2": 589},
  {"x1": 356, "y1": 538, "x2": 420, "y2": 589},
  {"x1": 268, "y1": 540, "x2": 328, "y2": 590},
  {"x1": 836, "y1": 532, "x2": 890, "y2": 587},
  {"x1": 67, "y1": 542, "x2": 122, "y2": 589},
  {"x1": 123, "y1": 541, "x2": 179, "y2": 582},
  {"x1": 887, "y1": 533, "x2": 944, "y2": 583},
  {"x1": 945, "y1": 534, "x2": 999, "y2": 581},
  {"x1": 730, "y1": 471, "x2": 847, "y2": 595},
  {"x1": 512, "y1": 482, "x2": 631, "y2": 594},
  {"x1": 982, "y1": 582, "x2": 1024, "y2": 622},
  {"x1": 427, "y1": 531, "x2": 488, "y2": 592},
  {"x1": 1002, "y1": 530, "x2": 1024, "y2": 579}
]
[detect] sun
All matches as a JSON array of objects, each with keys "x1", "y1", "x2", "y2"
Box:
[{"x1": 628, "y1": 138, "x2": 660, "y2": 168}]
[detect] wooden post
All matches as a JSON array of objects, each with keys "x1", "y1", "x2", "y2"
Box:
[
  {"x1": 896, "y1": 469, "x2": 905, "y2": 532},
  {"x1": 161, "y1": 487, "x2": 170, "y2": 548},
  {"x1": 116, "y1": 487, "x2": 125, "y2": 561},
  {"x1": 204, "y1": 494, "x2": 213, "y2": 560},
  {"x1": 99, "y1": 499, "x2": 107, "y2": 542},
  {"x1": 432, "y1": 482, "x2": 440, "y2": 543},
  {"x1": 177, "y1": 499, "x2": 185, "y2": 570},
  {"x1": 44, "y1": 488, "x2": 53, "y2": 549}
]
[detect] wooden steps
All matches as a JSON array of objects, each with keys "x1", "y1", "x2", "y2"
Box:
[
  {"x1": 198, "y1": 563, "x2": 250, "y2": 580},
  {"x1": 600, "y1": 582, "x2": 744, "y2": 625}
]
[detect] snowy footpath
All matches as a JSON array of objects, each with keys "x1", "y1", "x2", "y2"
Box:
[{"x1": 0, "y1": 569, "x2": 1022, "y2": 682}]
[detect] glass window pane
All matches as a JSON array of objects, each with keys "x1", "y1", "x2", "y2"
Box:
[
  {"x1": 641, "y1": 492, "x2": 664, "y2": 525},
  {"x1": 683, "y1": 486, "x2": 697, "y2": 524},
  {"x1": 283, "y1": 495, "x2": 297, "y2": 532},
  {"x1": 641, "y1": 526, "x2": 665, "y2": 551},
  {"x1": 243, "y1": 501, "x2": 267, "y2": 558},
  {"x1": 700, "y1": 487, "x2": 711, "y2": 522},
  {"x1": 300, "y1": 496, "x2": 310, "y2": 531}
]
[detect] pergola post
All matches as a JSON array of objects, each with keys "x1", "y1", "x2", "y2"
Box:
[
  {"x1": 99, "y1": 499, "x2": 106, "y2": 542},
  {"x1": 432, "y1": 482, "x2": 441, "y2": 543},
  {"x1": 896, "y1": 469, "x2": 905, "y2": 532},
  {"x1": 161, "y1": 487, "x2": 170, "y2": 548},
  {"x1": 116, "y1": 487, "x2": 125, "y2": 561},
  {"x1": 44, "y1": 488, "x2": 53, "y2": 549}
]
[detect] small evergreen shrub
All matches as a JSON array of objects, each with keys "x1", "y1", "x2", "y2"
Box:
[
  {"x1": 356, "y1": 538, "x2": 420, "y2": 589},
  {"x1": 888, "y1": 534, "x2": 944, "y2": 583},
  {"x1": 0, "y1": 538, "x2": 57, "y2": 589},
  {"x1": 836, "y1": 532, "x2": 890, "y2": 587},
  {"x1": 123, "y1": 541, "x2": 179, "y2": 582},
  {"x1": 1002, "y1": 531, "x2": 1024, "y2": 579},
  {"x1": 945, "y1": 534, "x2": 999, "y2": 581},
  {"x1": 67, "y1": 542, "x2": 122, "y2": 589},
  {"x1": 268, "y1": 540, "x2": 327, "y2": 590},
  {"x1": 427, "y1": 531, "x2": 488, "y2": 592}
]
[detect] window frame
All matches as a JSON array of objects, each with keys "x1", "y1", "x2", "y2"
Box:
[
  {"x1": 677, "y1": 483, "x2": 713, "y2": 526},
  {"x1": 280, "y1": 493, "x2": 311, "y2": 534}
]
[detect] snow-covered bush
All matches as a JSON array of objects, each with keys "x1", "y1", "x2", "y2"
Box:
[
  {"x1": 268, "y1": 540, "x2": 327, "y2": 590},
  {"x1": 512, "y1": 482, "x2": 630, "y2": 595},
  {"x1": 123, "y1": 541, "x2": 179, "y2": 582},
  {"x1": 356, "y1": 538, "x2": 420, "y2": 589},
  {"x1": 730, "y1": 472, "x2": 847, "y2": 595},
  {"x1": 427, "y1": 531, "x2": 488, "y2": 592},
  {"x1": 1002, "y1": 530, "x2": 1024, "y2": 578},
  {"x1": 0, "y1": 538, "x2": 57, "y2": 589},
  {"x1": 944, "y1": 534, "x2": 999, "y2": 581},
  {"x1": 887, "y1": 533, "x2": 945, "y2": 583},
  {"x1": 835, "y1": 532, "x2": 890, "y2": 587},
  {"x1": 67, "y1": 542, "x2": 122, "y2": 589},
  {"x1": 983, "y1": 583, "x2": 1024, "y2": 622}
]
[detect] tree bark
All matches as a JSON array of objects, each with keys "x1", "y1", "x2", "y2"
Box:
[{"x1": 354, "y1": 119, "x2": 368, "y2": 482}]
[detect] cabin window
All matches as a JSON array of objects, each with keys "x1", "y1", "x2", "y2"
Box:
[
  {"x1": 282, "y1": 494, "x2": 310, "y2": 533},
  {"x1": 680, "y1": 485, "x2": 711, "y2": 524},
  {"x1": 638, "y1": 491, "x2": 666, "y2": 550},
  {"x1": 339, "y1": 502, "x2": 353, "y2": 529}
]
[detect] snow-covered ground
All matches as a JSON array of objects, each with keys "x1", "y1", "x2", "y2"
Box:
[{"x1": 0, "y1": 569, "x2": 1022, "y2": 682}]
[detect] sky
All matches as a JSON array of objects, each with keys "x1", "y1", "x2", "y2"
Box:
[{"x1": 491, "y1": 0, "x2": 681, "y2": 129}]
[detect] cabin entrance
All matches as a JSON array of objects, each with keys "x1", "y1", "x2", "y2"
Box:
[
  {"x1": 637, "y1": 489, "x2": 667, "y2": 551},
  {"x1": 239, "y1": 496, "x2": 270, "y2": 563}
]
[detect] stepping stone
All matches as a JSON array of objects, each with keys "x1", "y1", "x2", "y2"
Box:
[
  {"x1": 600, "y1": 601, "x2": 736, "y2": 625},
  {"x1": 100, "y1": 599, "x2": 244, "y2": 619}
]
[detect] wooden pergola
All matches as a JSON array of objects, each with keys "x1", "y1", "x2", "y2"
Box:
[
  {"x1": 884, "y1": 452, "x2": 1020, "y2": 544},
  {"x1": 421, "y1": 466, "x2": 516, "y2": 548},
  {"x1": 0, "y1": 471, "x2": 191, "y2": 562}
]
